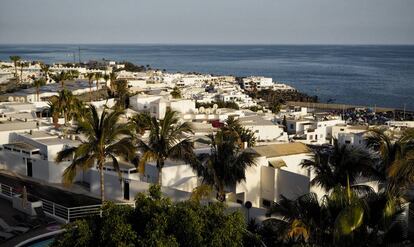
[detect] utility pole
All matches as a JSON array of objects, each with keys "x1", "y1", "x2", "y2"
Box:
[{"x1": 78, "y1": 46, "x2": 81, "y2": 66}]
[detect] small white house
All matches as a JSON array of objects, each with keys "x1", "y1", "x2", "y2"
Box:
[
  {"x1": 235, "y1": 142, "x2": 312, "y2": 208},
  {"x1": 238, "y1": 116, "x2": 287, "y2": 142},
  {"x1": 0, "y1": 131, "x2": 80, "y2": 183}
]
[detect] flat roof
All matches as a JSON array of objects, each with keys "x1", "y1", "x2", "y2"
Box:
[
  {"x1": 0, "y1": 121, "x2": 37, "y2": 132},
  {"x1": 3, "y1": 80, "x2": 92, "y2": 96},
  {"x1": 35, "y1": 137, "x2": 81, "y2": 146},
  {"x1": 3, "y1": 142, "x2": 39, "y2": 151},
  {"x1": 239, "y1": 116, "x2": 275, "y2": 126},
  {"x1": 20, "y1": 130, "x2": 57, "y2": 139},
  {"x1": 250, "y1": 142, "x2": 311, "y2": 158}
]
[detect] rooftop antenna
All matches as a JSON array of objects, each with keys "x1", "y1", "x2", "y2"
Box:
[{"x1": 78, "y1": 46, "x2": 83, "y2": 64}]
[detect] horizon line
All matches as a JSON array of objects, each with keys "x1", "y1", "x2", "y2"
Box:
[{"x1": 1, "y1": 42, "x2": 414, "y2": 46}]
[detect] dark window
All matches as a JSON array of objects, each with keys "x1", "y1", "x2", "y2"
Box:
[
  {"x1": 262, "y1": 199, "x2": 271, "y2": 208},
  {"x1": 124, "y1": 181, "x2": 130, "y2": 200},
  {"x1": 27, "y1": 159, "x2": 33, "y2": 177}
]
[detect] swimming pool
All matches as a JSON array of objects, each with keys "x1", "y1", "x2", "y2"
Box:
[
  {"x1": 20, "y1": 237, "x2": 55, "y2": 247},
  {"x1": 15, "y1": 230, "x2": 64, "y2": 247}
]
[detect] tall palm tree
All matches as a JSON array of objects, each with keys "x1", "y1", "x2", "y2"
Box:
[
  {"x1": 365, "y1": 127, "x2": 414, "y2": 195},
  {"x1": 103, "y1": 73, "x2": 109, "y2": 89},
  {"x1": 56, "y1": 105, "x2": 135, "y2": 202},
  {"x1": 95, "y1": 72, "x2": 102, "y2": 91},
  {"x1": 109, "y1": 72, "x2": 117, "y2": 95},
  {"x1": 86, "y1": 72, "x2": 95, "y2": 101},
  {"x1": 40, "y1": 63, "x2": 49, "y2": 80},
  {"x1": 224, "y1": 116, "x2": 256, "y2": 148},
  {"x1": 19, "y1": 61, "x2": 27, "y2": 83},
  {"x1": 48, "y1": 89, "x2": 77, "y2": 126},
  {"x1": 113, "y1": 79, "x2": 129, "y2": 109},
  {"x1": 137, "y1": 109, "x2": 195, "y2": 185},
  {"x1": 301, "y1": 140, "x2": 377, "y2": 192},
  {"x1": 33, "y1": 78, "x2": 46, "y2": 102},
  {"x1": 9, "y1": 56, "x2": 21, "y2": 83},
  {"x1": 51, "y1": 71, "x2": 68, "y2": 89},
  {"x1": 193, "y1": 130, "x2": 257, "y2": 201}
]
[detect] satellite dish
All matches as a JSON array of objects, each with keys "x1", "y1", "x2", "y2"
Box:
[
  {"x1": 213, "y1": 104, "x2": 218, "y2": 109},
  {"x1": 205, "y1": 108, "x2": 211, "y2": 114},
  {"x1": 199, "y1": 107, "x2": 205, "y2": 113}
]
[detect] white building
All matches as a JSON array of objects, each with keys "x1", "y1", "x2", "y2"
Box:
[
  {"x1": 331, "y1": 125, "x2": 369, "y2": 148},
  {"x1": 238, "y1": 115, "x2": 287, "y2": 142},
  {"x1": 241, "y1": 76, "x2": 273, "y2": 91},
  {"x1": 235, "y1": 142, "x2": 312, "y2": 208},
  {"x1": 0, "y1": 131, "x2": 80, "y2": 183}
]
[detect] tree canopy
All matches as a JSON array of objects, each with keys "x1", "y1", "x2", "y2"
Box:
[{"x1": 52, "y1": 185, "x2": 250, "y2": 247}]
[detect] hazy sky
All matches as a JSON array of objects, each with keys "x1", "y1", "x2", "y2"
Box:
[{"x1": 1, "y1": 0, "x2": 414, "y2": 44}]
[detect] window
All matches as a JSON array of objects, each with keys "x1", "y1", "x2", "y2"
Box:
[
  {"x1": 290, "y1": 124, "x2": 294, "y2": 129},
  {"x1": 262, "y1": 199, "x2": 271, "y2": 208},
  {"x1": 340, "y1": 128, "x2": 344, "y2": 131},
  {"x1": 345, "y1": 140, "x2": 351, "y2": 144}
]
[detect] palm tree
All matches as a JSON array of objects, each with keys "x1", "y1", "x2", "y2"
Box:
[
  {"x1": 95, "y1": 72, "x2": 102, "y2": 91},
  {"x1": 40, "y1": 63, "x2": 49, "y2": 80},
  {"x1": 9, "y1": 56, "x2": 21, "y2": 83},
  {"x1": 130, "y1": 112, "x2": 151, "y2": 136},
  {"x1": 137, "y1": 109, "x2": 195, "y2": 185},
  {"x1": 265, "y1": 182, "x2": 406, "y2": 246},
  {"x1": 109, "y1": 72, "x2": 117, "y2": 95},
  {"x1": 113, "y1": 79, "x2": 129, "y2": 109},
  {"x1": 170, "y1": 87, "x2": 182, "y2": 99},
  {"x1": 194, "y1": 130, "x2": 257, "y2": 201},
  {"x1": 19, "y1": 61, "x2": 27, "y2": 83},
  {"x1": 56, "y1": 105, "x2": 135, "y2": 202},
  {"x1": 365, "y1": 127, "x2": 414, "y2": 194},
  {"x1": 51, "y1": 71, "x2": 68, "y2": 89},
  {"x1": 224, "y1": 116, "x2": 256, "y2": 148},
  {"x1": 103, "y1": 73, "x2": 109, "y2": 89},
  {"x1": 33, "y1": 78, "x2": 46, "y2": 101},
  {"x1": 48, "y1": 89, "x2": 77, "y2": 126},
  {"x1": 301, "y1": 140, "x2": 378, "y2": 192},
  {"x1": 86, "y1": 73, "x2": 95, "y2": 101}
]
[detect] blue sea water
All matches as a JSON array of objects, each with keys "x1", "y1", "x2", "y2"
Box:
[{"x1": 0, "y1": 44, "x2": 413, "y2": 110}]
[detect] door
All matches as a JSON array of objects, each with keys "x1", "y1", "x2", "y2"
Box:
[
  {"x1": 27, "y1": 159, "x2": 33, "y2": 177},
  {"x1": 123, "y1": 181, "x2": 130, "y2": 200}
]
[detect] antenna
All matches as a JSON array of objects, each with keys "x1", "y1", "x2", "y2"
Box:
[{"x1": 78, "y1": 46, "x2": 82, "y2": 64}]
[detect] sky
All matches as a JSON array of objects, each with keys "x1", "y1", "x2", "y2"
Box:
[{"x1": 1, "y1": 0, "x2": 414, "y2": 44}]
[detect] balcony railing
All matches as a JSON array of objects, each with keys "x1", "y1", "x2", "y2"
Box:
[{"x1": 0, "y1": 181, "x2": 135, "y2": 223}]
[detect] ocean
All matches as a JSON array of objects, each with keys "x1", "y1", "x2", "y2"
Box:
[{"x1": 0, "y1": 44, "x2": 413, "y2": 110}]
